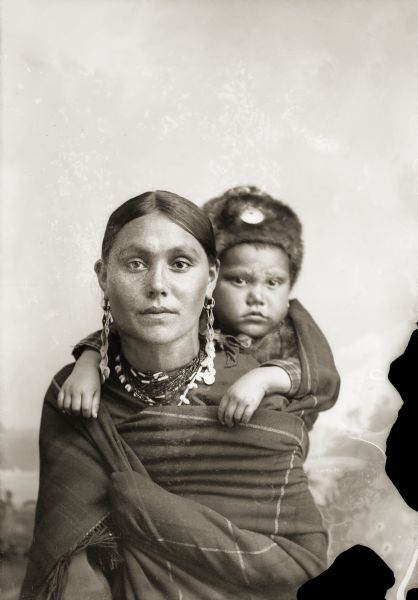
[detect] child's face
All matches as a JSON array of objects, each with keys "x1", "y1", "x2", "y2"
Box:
[{"x1": 213, "y1": 243, "x2": 291, "y2": 339}]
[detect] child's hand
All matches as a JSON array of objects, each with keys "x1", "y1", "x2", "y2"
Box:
[
  {"x1": 218, "y1": 369, "x2": 268, "y2": 427},
  {"x1": 57, "y1": 350, "x2": 101, "y2": 419}
]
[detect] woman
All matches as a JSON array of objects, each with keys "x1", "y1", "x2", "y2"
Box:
[{"x1": 21, "y1": 191, "x2": 328, "y2": 600}]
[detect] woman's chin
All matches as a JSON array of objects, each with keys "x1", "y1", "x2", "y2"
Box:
[{"x1": 133, "y1": 323, "x2": 181, "y2": 346}]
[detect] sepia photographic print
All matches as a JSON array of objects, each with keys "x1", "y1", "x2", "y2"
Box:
[{"x1": 1, "y1": 1, "x2": 418, "y2": 598}]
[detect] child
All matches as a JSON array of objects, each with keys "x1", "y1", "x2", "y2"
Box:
[{"x1": 58, "y1": 186, "x2": 339, "y2": 429}]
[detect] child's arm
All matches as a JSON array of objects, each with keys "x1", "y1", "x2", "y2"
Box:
[
  {"x1": 57, "y1": 328, "x2": 105, "y2": 419},
  {"x1": 57, "y1": 349, "x2": 101, "y2": 419},
  {"x1": 260, "y1": 357, "x2": 302, "y2": 397},
  {"x1": 217, "y1": 365, "x2": 292, "y2": 427}
]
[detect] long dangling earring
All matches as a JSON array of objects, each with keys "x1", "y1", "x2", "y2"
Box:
[
  {"x1": 178, "y1": 298, "x2": 216, "y2": 404},
  {"x1": 200, "y1": 297, "x2": 216, "y2": 385},
  {"x1": 99, "y1": 297, "x2": 112, "y2": 383}
]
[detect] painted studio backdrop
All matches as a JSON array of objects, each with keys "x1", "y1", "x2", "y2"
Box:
[{"x1": 1, "y1": 0, "x2": 418, "y2": 597}]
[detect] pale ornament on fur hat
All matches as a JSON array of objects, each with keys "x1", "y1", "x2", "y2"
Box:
[{"x1": 203, "y1": 185, "x2": 304, "y2": 285}]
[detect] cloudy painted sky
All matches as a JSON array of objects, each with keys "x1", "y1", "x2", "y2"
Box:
[
  {"x1": 2, "y1": 0, "x2": 417, "y2": 432},
  {"x1": 2, "y1": 1, "x2": 418, "y2": 595}
]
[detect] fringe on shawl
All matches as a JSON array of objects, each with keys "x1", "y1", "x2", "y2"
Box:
[{"x1": 44, "y1": 514, "x2": 123, "y2": 600}]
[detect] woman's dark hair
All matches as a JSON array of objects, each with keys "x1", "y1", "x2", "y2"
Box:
[{"x1": 101, "y1": 191, "x2": 217, "y2": 264}]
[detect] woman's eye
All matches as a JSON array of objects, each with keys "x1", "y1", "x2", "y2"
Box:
[
  {"x1": 172, "y1": 260, "x2": 191, "y2": 271},
  {"x1": 127, "y1": 259, "x2": 146, "y2": 271}
]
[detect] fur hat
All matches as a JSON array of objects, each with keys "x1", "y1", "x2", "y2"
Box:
[{"x1": 203, "y1": 185, "x2": 304, "y2": 285}]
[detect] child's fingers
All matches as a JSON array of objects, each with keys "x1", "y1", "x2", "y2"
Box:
[
  {"x1": 70, "y1": 394, "x2": 82, "y2": 416},
  {"x1": 92, "y1": 392, "x2": 100, "y2": 419},
  {"x1": 81, "y1": 392, "x2": 93, "y2": 419},
  {"x1": 223, "y1": 399, "x2": 238, "y2": 428},
  {"x1": 241, "y1": 404, "x2": 256, "y2": 424},
  {"x1": 63, "y1": 391, "x2": 73, "y2": 413},
  {"x1": 217, "y1": 396, "x2": 229, "y2": 424},
  {"x1": 57, "y1": 388, "x2": 65, "y2": 410},
  {"x1": 232, "y1": 402, "x2": 247, "y2": 423}
]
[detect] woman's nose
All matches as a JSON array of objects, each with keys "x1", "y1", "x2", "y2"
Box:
[
  {"x1": 246, "y1": 285, "x2": 265, "y2": 305},
  {"x1": 146, "y1": 265, "x2": 168, "y2": 298}
]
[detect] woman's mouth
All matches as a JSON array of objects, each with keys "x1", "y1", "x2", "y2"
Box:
[{"x1": 142, "y1": 306, "x2": 176, "y2": 315}]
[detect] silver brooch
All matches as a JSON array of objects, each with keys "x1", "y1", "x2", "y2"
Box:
[{"x1": 239, "y1": 207, "x2": 265, "y2": 224}]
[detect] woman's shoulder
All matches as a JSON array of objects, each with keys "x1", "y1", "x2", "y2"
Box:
[{"x1": 189, "y1": 350, "x2": 259, "y2": 405}]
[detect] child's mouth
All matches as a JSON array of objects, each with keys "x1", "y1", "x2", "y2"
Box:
[{"x1": 243, "y1": 312, "x2": 268, "y2": 321}]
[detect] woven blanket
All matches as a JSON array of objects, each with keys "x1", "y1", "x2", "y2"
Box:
[{"x1": 21, "y1": 374, "x2": 327, "y2": 599}]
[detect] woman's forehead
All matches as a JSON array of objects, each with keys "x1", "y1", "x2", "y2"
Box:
[{"x1": 110, "y1": 212, "x2": 205, "y2": 255}]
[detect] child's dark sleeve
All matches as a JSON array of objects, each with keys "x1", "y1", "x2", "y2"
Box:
[
  {"x1": 72, "y1": 330, "x2": 102, "y2": 360},
  {"x1": 256, "y1": 317, "x2": 302, "y2": 397},
  {"x1": 260, "y1": 357, "x2": 302, "y2": 398},
  {"x1": 73, "y1": 325, "x2": 119, "y2": 362}
]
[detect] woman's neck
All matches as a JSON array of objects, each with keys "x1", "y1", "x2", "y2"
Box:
[{"x1": 120, "y1": 335, "x2": 201, "y2": 373}]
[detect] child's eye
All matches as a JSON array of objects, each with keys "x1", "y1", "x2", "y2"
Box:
[
  {"x1": 172, "y1": 259, "x2": 191, "y2": 271},
  {"x1": 127, "y1": 259, "x2": 147, "y2": 271},
  {"x1": 267, "y1": 279, "x2": 282, "y2": 288},
  {"x1": 232, "y1": 277, "x2": 247, "y2": 286}
]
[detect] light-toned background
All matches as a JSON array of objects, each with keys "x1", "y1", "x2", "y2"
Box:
[{"x1": 1, "y1": 0, "x2": 418, "y2": 597}]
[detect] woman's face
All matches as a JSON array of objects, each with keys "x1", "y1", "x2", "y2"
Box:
[{"x1": 96, "y1": 212, "x2": 218, "y2": 349}]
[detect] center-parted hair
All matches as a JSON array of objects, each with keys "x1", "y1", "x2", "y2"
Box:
[{"x1": 101, "y1": 190, "x2": 217, "y2": 265}]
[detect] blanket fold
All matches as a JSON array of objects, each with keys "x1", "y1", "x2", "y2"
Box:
[{"x1": 22, "y1": 398, "x2": 326, "y2": 600}]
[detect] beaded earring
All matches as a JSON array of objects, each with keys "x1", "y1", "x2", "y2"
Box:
[
  {"x1": 99, "y1": 297, "x2": 112, "y2": 383},
  {"x1": 176, "y1": 298, "x2": 216, "y2": 404},
  {"x1": 199, "y1": 297, "x2": 216, "y2": 385}
]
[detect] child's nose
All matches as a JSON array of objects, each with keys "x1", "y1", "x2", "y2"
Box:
[{"x1": 246, "y1": 285, "x2": 265, "y2": 305}]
